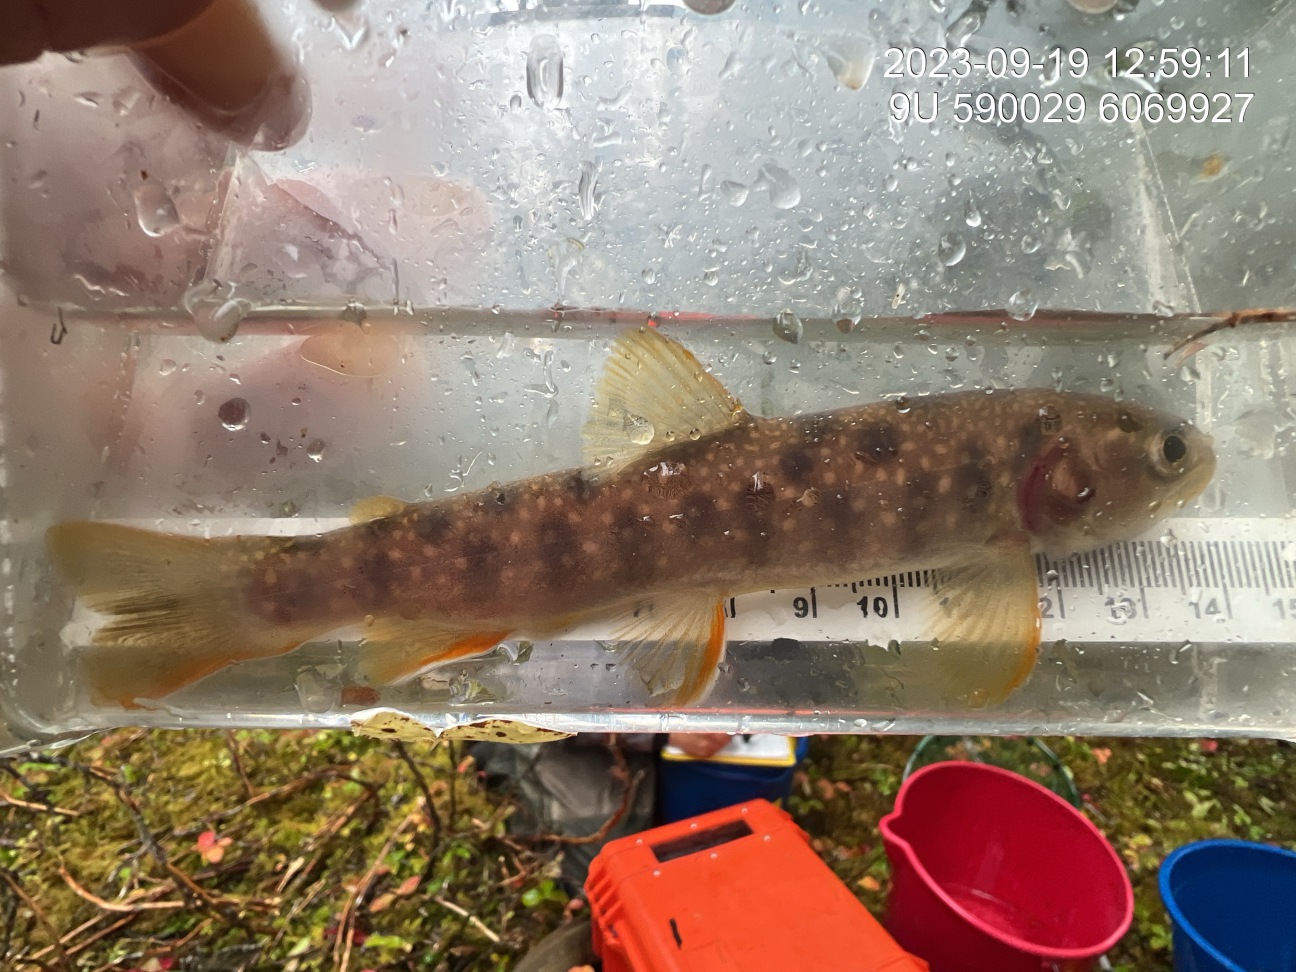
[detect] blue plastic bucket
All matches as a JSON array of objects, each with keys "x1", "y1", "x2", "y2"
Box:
[{"x1": 1159, "y1": 839, "x2": 1296, "y2": 972}]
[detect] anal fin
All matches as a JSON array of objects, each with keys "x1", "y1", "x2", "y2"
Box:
[
  {"x1": 614, "y1": 594, "x2": 727, "y2": 707},
  {"x1": 923, "y1": 544, "x2": 1041, "y2": 708},
  {"x1": 357, "y1": 617, "x2": 510, "y2": 685}
]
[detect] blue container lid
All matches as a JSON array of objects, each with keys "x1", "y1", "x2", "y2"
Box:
[{"x1": 1159, "y1": 839, "x2": 1296, "y2": 972}]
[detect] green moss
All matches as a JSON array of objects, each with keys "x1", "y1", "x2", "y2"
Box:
[{"x1": 3, "y1": 731, "x2": 1294, "y2": 970}]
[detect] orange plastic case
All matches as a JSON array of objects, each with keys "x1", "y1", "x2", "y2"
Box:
[{"x1": 586, "y1": 799, "x2": 929, "y2": 972}]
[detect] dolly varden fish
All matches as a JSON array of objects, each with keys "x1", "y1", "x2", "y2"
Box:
[{"x1": 47, "y1": 327, "x2": 1215, "y2": 709}]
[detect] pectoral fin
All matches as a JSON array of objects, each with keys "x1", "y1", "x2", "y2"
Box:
[
  {"x1": 614, "y1": 594, "x2": 727, "y2": 706},
  {"x1": 924, "y1": 546, "x2": 1041, "y2": 708},
  {"x1": 356, "y1": 617, "x2": 510, "y2": 685}
]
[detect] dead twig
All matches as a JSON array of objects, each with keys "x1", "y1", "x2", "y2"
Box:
[
  {"x1": 391, "y1": 740, "x2": 444, "y2": 845},
  {"x1": 277, "y1": 788, "x2": 376, "y2": 896},
  {"x1": 225, "y1": 731, "x2": 257, "y2": 800},
  {"x1": 446, "y1": 740, "x2": 460, "y2": 827},
  {"x1": 57, "y1": 866, "x2": 186, "y2": 914},
  {"x1": 1, "y1": 868, "x2": 72, "y2": 972},
  {"x1": 1164, "y1": 306, "x2": 1296, "y2": 360},
  {"x1": 204, "y1": 766, "x2": 379, "y2": 829},
  {"x1": 431, "y1": 895, "x2": 501, "y2": 944},
  {"x1": 530, "y1": 737, "x2": 646, "y2": 848},
  {"x1": 25, "y1": 913, "x2": 138, "y2": 967},
  {"x1": 0, "y1": 792, "x2": 80, "y2": 818},
  {"x1": 100, "y1": 775, "x2": 268, "y2": 932},
  {"x1": 333, "y1": 810, "x2": 419, "y2": 972}
]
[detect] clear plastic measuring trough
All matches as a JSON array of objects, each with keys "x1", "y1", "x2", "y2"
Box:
[{"x1": 1, "y1": 0, "x2": 1294, "y2": 752}]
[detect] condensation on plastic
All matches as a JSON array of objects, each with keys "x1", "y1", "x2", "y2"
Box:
[{"x1": 1, "y1": 0, "x2": 1295, "y2": 752}]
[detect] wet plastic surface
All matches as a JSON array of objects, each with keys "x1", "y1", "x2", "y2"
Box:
[{"x1": 3, "y1": 0, "x2": 1296, "y2": 750}]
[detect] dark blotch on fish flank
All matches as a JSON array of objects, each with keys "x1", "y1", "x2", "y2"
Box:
[
  {"x1": 411, "y1": 508, "x2": 454, "y2": 545},
  {"x1": 854, "y1": 424, "x2": 900, "y2": 464},
  {"x1": 461, "y1": 535, "x2": 501, "y2": 582},
  {"x1": 905, "y1": 470, "x2": 937, "y2": 503},
  {"x1": 827, "y1": 489, "x2": 854, "y2": 537},
  {"x1": 537, "y1": 515, "x2": 577, "y2": 577},
  {"x1": 610, "y1": 505, "x2": 656, "y2": 584},
  {"x1": 680, "y1": 492, "x2": 717, "y2": 522},
  {"x1": 779, "y1": 448, "x2": 815, "y2": 483},
  {"x1": 357, "y1": 548, "x2": 398, "y2": 609},
  {"x1": 563, "y1": 470, "x2": 598, "y2": 502}
]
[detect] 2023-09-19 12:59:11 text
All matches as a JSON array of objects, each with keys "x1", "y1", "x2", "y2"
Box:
[{"x1": 882, "y1": 46, "x2": 1251, "y2": 81}]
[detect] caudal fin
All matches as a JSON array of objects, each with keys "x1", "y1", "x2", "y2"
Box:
[{"x1": 46, "y1": 522, "x2": 320, "y2": 708}]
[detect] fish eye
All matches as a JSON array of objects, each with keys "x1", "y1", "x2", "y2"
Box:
[
  {"x1": 1150, "y1": 430, "x2": 1189, "y2": 477},
  {"x1": 1162, "y1": 434, "x2": 1187, "y2": 463}
]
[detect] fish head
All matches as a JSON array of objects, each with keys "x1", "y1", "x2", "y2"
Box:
[{"x1": 1018, "y1": 394, "x2": 1216, "y2": 554}]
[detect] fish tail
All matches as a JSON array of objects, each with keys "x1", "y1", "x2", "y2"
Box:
[{"x1": 46, "y1": 522, "x2": 319, "y2": 708}]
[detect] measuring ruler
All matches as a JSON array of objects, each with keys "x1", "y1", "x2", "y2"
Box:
[
  {"x1": 78, "y1": 517, "x2": 1295, "y2": 648},
  {"x1": 713, "y1": 518, "x2": 1296, "y2": 646}
]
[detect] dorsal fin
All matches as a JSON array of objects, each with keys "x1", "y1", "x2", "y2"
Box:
[
  {"x1": 582, "y1": 327, "x2": 748, "y2": 476},
  {"x1": 349, "y1": 495, "x2": 410, "y2": 524}
]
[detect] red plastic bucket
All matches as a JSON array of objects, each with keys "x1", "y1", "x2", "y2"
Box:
[{"x1": 879, "y1": 762, "x2": 1133, "y2": 972}]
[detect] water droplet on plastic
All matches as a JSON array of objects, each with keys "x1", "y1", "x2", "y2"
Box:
[
  {"x1": 193, "y1": 298, "x2": 249, "y2": 343},
  {"x1": 641, "y1": 268, "x2": 657, "y2": 284},
  {"x1": 217, "y1": 397, "x2": 250, "y2": 431},
  {"x1": 684, "y1": 0, "x2": 735, "y2": 12},
  {"x1": 721, "y1": 180, "x2": 749, "y2": 207},
  {"x1": 894, "y1": 396, "x2": 912, "y2": 414},
  {"x1": 948, "y1": 9, "x2": 984, "y2": 46},
  {"x1": 1235, "y1": 408, "x2": 1283, "y2": 460},
  {"x1": 964, "y1": 198, "x2": 983, "y2": 228},
  {"x1": 331, "y1": 13, "x2": 369, "y2": 50},
  {"x1": 851, "y1": 718, "x2": 870, "y2": 729},
  {"x1": 1152, "y1": 299, "x2": 1175, "y2": 318},
  {"x1": 822, "y1": 39, "x2": 875, "y2": 90},
  {"x1": 623, "y1": 413, "x2": 655, "y2": 446},
  {"x1": 132, "y1": 182, "x2": 180, "y2": 237},
  {"x1": 295, "y1": 669, "x2": 337, "y2": 713},
  {"x1": 758, "y1": 163, "x2": 801, "y2": 210},
  {"x1": 1007, "y1": 289, "x2": 1038, "y2": 321},
  {"x1": 773, "y1": 309, "x2": 803, "y2": 344},
  {"x1": 527, "y1": 35, "x2": 564, "y2": 109},
  {"x1": 937, "y1": 232, "x2": 966, "y2": 266},
  {"x1": 1020, "y1": 233, "x2": 1042, "y2": 254},
  {"x1": 703, "y1": 270, "x2": 719, "y2": 287},
  {"x1": 577, "y1": 160, "x2": 600, "y2": 220},
  {"x1": 158, "y1": 359, "x2": 177, "y2": 376},
  {"x1": 306, "y1": 439, "x2": 327, "y2": 462}
]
